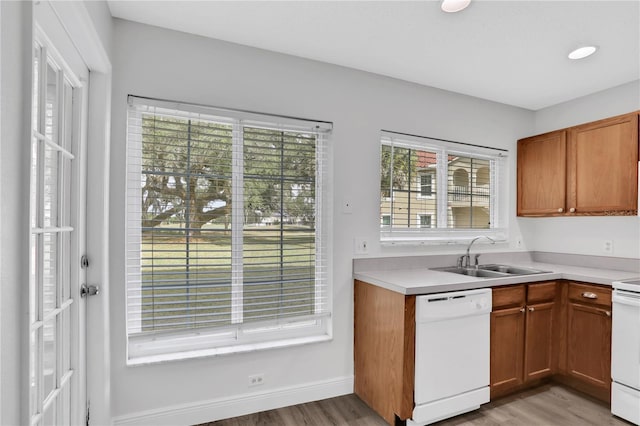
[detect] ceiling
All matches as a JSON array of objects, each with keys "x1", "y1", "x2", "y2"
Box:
[{"x1": 106, "y1": 1, "x2": 640, "y2": 111}]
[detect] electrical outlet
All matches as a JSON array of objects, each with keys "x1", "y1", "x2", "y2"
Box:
[
  {"x1": 248, "y1": 373, "x2": 264, "y2": 387},
  {"x1": 603, "y1": 240, "x2": 613, "y2": 254},
  {"x1": 515, "y1": 237, "x2": 523, "y2": 249},
  {"x1": 354, "y1": 238, "x2": 369, "y2": 255}
]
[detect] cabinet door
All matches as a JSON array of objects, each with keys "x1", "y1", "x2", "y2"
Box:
[
  {"x1": 567, "y1": 113, "x2": 639, "y2": 213},
  {"x1": 490, "y1": 306, "x2": 525, "y2": 397},
  {"x1": 517, "y1": 131, "x2": 567, "y2": 216},
  {"x1": 524, "y1": 302, "x2": 555, "y2": 381},
  {"x1": 567, "y1": 302, "x2": 612, "y2": 392}
]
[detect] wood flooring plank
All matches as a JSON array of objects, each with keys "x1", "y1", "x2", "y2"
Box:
[{"x1": 200, "y1": 384, "x2": 625, "y2": 426}]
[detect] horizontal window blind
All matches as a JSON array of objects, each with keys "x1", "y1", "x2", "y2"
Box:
[
  {"x1": 380, "y1": 132, "x2": 507, "y2": 243},
  {"x1": 126, "y1": 96, "x2": 331, "y2": 361}
]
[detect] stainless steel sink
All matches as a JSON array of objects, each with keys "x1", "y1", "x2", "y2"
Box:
[
  {"x1": 431, "y1": 266, "x2": 510, "y2": 278},
  {"x1": 477, "y1": 264, "x2": 551, "y2": 275},
  {"x1": 431, "y1": 264, "x2": 550, "y2": 278}
]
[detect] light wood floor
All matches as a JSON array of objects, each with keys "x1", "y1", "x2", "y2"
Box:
[{"x1": 200, "y1": 384, "x2": 631, "y2": 426}]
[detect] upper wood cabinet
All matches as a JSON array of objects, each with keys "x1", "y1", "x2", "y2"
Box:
[
  {"x1": 518, "y1": 112, "x2": 639, "y2": 216},
  {"x1": 517, "y1": 131, "x2": 567, "y2": 215},
  {"x1": 567, "y1": 113, "x2": 638, "y2": 213}
]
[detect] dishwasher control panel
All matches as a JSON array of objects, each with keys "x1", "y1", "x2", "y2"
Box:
[{"x1": 416, "y1": 288, "x2": 492, "y2": 322}]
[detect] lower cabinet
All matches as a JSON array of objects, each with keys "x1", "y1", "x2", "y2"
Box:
[
  {"x1": 490, "y1": 305, "x2": 525, "y2": 394},
  {"x1": 354, "y1": 279, "x2": 415, "y2": 424},
  {"x1": 490, "y1": 281, "x2": 612, "y2": 403},
  {"x1": 565, "y1": 282, "x2": 612, "y2": 402},
  {"x1": 353, "y1": 278, "x2": 614, "y2": 425},
  {"x1": 490, "y1": 282, "x2": 557, "y2": 399},
  {"x1": 524, "y1": 300, "x2": 555, "y2": 380}
]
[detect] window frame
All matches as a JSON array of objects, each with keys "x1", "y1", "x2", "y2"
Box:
[
  {"x1": 125, "y1": 96, "x2": 333, "y2": 364},
  {"x1": 417, "y1": 213, "x2": 434, "y2": 228},
  {"x1": 417, "y1": 172, "x2": 435, "y2": 198},
  {"x1": 379, "y1": 132, "x2": 508, "y2": 244}
]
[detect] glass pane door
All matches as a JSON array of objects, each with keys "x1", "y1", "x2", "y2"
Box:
[{"x1": 29, "y1": 36, "x2": 84, "y2": 426}]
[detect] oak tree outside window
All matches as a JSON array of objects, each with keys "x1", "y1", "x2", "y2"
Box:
[
  {"x1": 126, "y1": 97, "x2": 332, "y2": 362},
  {"x1": 380, "y1": 131, "x2": 507, "y2": 243}
]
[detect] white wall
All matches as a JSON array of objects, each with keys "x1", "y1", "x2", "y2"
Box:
[
  {"x1": 0, "y1": 2, "x2": 33, "y2": 424},
  {"x1": 83, "y1": 0, "x2": 113, "y2": 58},
  {"x1": 109, "y1": 19, "x2": 533, "y2": 422},
  {"x1": 519, "y1": 80, "x2": 640, "y2": 259}
]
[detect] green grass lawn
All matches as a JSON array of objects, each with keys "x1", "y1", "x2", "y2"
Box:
[{"x1": 136, "y1": 225, "x2": 317, "y2": 333}]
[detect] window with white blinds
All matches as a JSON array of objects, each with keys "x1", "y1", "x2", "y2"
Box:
[
  {"x1": 380, "y1": 131, "x2": 508, "y2": 243},
  {"x1": 126, "y1": 96, "x2": 332, "y2": 362}
]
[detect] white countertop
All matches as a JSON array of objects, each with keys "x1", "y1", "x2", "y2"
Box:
[{"x1": 353, "y1": 261, "x2": 640, "y2": 295}]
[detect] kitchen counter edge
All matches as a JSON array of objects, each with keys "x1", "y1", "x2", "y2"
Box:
[{"x1": 353, "y1": 262, "x2": 639, "y2": 296}]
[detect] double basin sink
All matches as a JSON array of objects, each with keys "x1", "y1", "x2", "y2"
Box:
[{"x1": 431, "y1": 264, "x2": 551, "y2": 278}]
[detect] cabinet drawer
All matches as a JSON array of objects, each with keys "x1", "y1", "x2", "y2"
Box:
[
  {"x1": 493, "y1": 285, "x2": 525, "y2": 309},
  {"x1": 527, "y1": 282, "x2": 557, "y2": 304},
  {"x1": 568, "y1": 283, "x2": 611, "y2": 307}
]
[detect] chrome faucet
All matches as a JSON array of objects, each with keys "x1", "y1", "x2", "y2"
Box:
[{"x1": 458, "y1": 236, "x2": 496, "y2": 268}]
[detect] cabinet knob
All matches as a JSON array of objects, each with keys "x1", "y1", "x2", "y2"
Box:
[
  {"x1": 520, "y1": 307, "x2": 525, "y2": 313},
  {"x1": 569, "y1": 207, "x2": 576, "y2": 213},
  {"x1": 582, "y1": 292, "x2": 598, "y2": 299},
  {"x1": 528, "y1": 306, "x2": 535, "y2": 312},
  {"x1": 557, "y1": 208, "x2": 564, "y2": 213},
  {"x1": 605, "y1": 310, "x2": 611, "y2": 317}
]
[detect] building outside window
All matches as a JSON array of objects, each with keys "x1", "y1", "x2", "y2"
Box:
[{"x1": 379, "y1": 131, "x2": 507, "y2": 243}]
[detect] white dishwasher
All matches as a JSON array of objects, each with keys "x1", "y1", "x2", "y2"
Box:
[{"x1": 409, "y1": 288, "x2": 491, "y2": 426}]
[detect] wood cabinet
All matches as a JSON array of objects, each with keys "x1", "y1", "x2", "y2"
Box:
[
  {"x1": 490, "y1": 285, "x2": 525, "y2": 397},
  {"x1": 565, "y1": 282, "x2": 612, "y2": 402},
  {"x1": 354, "y1": 279, "x2": 613, "y2": 423},
  {"x1": 567, "y1": 114, "x2": 638, "y2": 214},
  {"x1": 517, "y1": 111, "x2": 639, "y2": 216},
  {"x1": 517, "y1": 131, "x2": 567, "y2": 215},
  {"x1": 354, "y1": 280, "x2": 415, "y2": 424},
  {"x1": 490, "y1": 282, "x2": 557, "y2": 399}
]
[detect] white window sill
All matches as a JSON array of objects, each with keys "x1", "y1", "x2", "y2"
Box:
[
  {"x1": 127, "y1": 333, "x2": 332, "y2": 366},
  {"x1": 380, "y1": 229, "x2": 508, "y2": 245}
]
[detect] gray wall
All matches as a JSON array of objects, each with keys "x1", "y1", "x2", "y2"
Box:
[
  {"x1": 84, "y1": 0, "x2": 114, "y2": 59},
  {"x1": 109, "y1": 18, "x2": 534, "y2": 421},
  {"x1": 0, "y1": 2, "x2": 33, "y2": 424},
  {"x1": 520, "y1": 80, "x2": 640, "y2": 259}
]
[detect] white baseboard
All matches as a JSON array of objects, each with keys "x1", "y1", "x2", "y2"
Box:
[{"x1": 112, "y1": 375, "x2": 354, "y2": 426}]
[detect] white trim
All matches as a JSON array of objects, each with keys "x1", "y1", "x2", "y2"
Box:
[
  {"x1": 0, "y1": 3, "x2": 3, "y2": 422},
  {"x1": 417, "y1": 213, "x2": 435, "y2": 228},
  {"x1": 47, "y1": 1, "x2": 110, "y2": 73},
  {"x1": 112, "y1": 375, "x2": 353, "y2": 426},
  {"x1": 128, "y1": 95, "x2": 332, "y2": 133},
  {"x1": 41, "y1": 1, "x2": 113, "y2": 424}
]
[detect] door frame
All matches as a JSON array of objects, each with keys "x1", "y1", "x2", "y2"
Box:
[{"x1": 35, "y1": 2, "x2": 112, "y2": 424}]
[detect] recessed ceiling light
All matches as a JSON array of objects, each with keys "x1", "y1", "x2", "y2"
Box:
[
  {"x1": 568, "y1": 46, "x2": 598, "y2": 60},
  {"x1": 441, "y1": 0, "x2": 471, "y2": 13}
]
